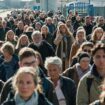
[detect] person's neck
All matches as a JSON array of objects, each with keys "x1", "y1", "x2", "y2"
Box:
[{"x1": 97, "y1": 68, "x2": 105, "y2": 78}]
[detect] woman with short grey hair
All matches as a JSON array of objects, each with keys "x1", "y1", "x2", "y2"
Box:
[
  {"x1": 44, "y1": 56, "x2": 76, "y2": 105},
  {"x1": 45, "y1": 56, "x2": 62, "y2": 71}
]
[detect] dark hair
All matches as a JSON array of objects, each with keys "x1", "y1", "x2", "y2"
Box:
[
  {"x1": 91, "y1": 43, "x2": 105, "y2": 56},
  {"x1": 19, "y1": 47, "x2": 36, "y2": 61},
  {"x1": 78, "y1": 52, "x2": 90, "y2": 62}
]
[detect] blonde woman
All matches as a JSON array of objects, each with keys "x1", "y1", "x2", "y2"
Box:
[
  {"x1": 15, "y1": 34, "x2": 30, "y2": 54},
  {"x1": 91, "y1": 27, "x2": 104, "y2": 44},
  {"x1": 69, "y1": 28, "x2": 86, "y2": 65},
  {"x1": 5, "y1": 30, "x2": 17, "y2": 46},
  {"x1": 54, "y1": 23, "x2": 74, "y2": 70},
  {"x1": 1, "y1": 67, "x2": 52, "y2": 105}
]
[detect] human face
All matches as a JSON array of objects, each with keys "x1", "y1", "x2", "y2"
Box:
[
  {"x1": 19, "y1": 56, "x2": 37, "y2": 68},
  {"x1": 7, "y1": 31, "x2": 14, "y2": 41},
  {"x1": 80, "y1": 57, "x2": 90, "y2": 71},
  {"x1": 59, "y1": 25, "x2": 66, "y2": 34},
  {"x1": 47, "y1": 64, "x2": 61, "y2": 81},
  {"x1": 93, "y1": 49, "x2": 105, "y2": 76},
  {"x1": 3, "y1": 49, "x2": 11, "y2": 59},
  {"x1": 96, "y1": 30, "x2": 103, "y2": 40},
  {"x1": 32, "y1": 34, "x2": 42, "y2": 44},
  {"x1": 99, "y1": 18, "x2": 104, "y2": 25},
  {"x1": 17, "y1": 73, "x2": 35, "y2": 100},
  {"x1": 83, "y1": 46, "x2": 92, "y2": 55},
  {"x1": 41, "y1": 27, "x2": 47, "y2": 34},
  {"x1": 20, "y1": 36, "x2": 28, "y2": 45},
  {"x1": 77, "y1": 32, "x2": 85, "y2": 42}
]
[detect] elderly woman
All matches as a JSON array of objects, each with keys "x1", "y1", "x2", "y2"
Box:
[
  {"x1": 45, "y1": 56, "x2": 76, "y2": 105},
  {"x1": 1, "y1": 67, "x2": 53, "y2": 105}
]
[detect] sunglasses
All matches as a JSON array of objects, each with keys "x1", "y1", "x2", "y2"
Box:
[{"x1": 83, "y1": 49, "x2": 91, "y2": 53}]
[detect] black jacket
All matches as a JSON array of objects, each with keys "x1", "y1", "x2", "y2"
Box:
[
  {"x1": 29, "y1": 40, "x2": 55, "y2": 62},
  {"x1": 50, "y1": 76, "x2": 76, "y2": 105}
]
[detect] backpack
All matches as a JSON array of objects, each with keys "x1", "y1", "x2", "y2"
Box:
[{"x1": 86, "y1": 78, "x2": 93, "y2": 103}]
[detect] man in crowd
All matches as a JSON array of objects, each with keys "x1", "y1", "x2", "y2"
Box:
[
  {"x1": 76, "y1": 43, "x2": 105, "y2": 105},
  {"x1": 0, "y1": 47, "x2": 55, "y2": 104}
]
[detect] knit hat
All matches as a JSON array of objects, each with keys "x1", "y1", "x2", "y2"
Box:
[{"x1": 78, "y1": 52, "x2": 90, "y2": 62}]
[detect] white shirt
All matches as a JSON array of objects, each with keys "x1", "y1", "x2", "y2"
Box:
[{"x1": 55, "y1": 80, "x2": 66, "y2": 105}]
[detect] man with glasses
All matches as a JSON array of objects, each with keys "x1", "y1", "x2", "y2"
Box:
[
  {"x1": 76, "y1": 43, "x2": 105, "y2": 105},
  {"x1": 0, "y1": 47, "x2": 55, "y2": 104}
]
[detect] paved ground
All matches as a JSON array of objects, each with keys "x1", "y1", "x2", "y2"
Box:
[{"x1": 0, "y1": 10, "x2": 11, "y2": 19}]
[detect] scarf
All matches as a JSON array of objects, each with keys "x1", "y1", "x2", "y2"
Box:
[
  {"x1": 76, "y1": 63, "x2": 91, "y2": 79},
  {"x1": 15, "y1": 90, "x2": 38, "y2": 105}
]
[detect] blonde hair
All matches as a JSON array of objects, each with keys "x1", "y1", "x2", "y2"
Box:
[
  {"x1": 5, "y1": 30, "x2": 16, "y2": 41},
  {"x1": 16, "y1": 34, "x2": 29, "y2": 49},
  {"x1": 12, "y1": 67, "x2": 42, "y2": 93},
  {"x1": 41, "y1": 25, "x2": 49, "y2": 33},
  {"x1": 57, "y1": 23, "x2": 72, "y2": 36},
  {"x1": 76, "y1": 28, "x2": 86, "y2": 40},
  {"x1": 91, "y1": 27, "x2": 103, "y2": 41}
]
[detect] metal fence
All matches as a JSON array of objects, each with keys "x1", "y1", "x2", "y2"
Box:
[{"x1": 94, "y1": 7, "x2": 105, "y2": 17}]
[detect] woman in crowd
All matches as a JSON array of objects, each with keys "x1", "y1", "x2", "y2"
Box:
[
  {"x1": 35, "y1": 51, "x2": 47, "y2": 76},
  {"x1": 0, "y1": 42, "x2": 19, "y2": 82},
  {"x1": 69, "y1": 27, "x2": 87, "y2": 65},
  {"x1": 1, "y1": 67, "x2": 53, "y2": 105},
  {"x1": 91, "y1": 27, "x2": 104, "y2": 44},
  {"x1": 15, "y1": 34, "x2": 30, "y2": 55},
  {"x1": 41, "y1": 25, "x2": 53, "y2": 45},
  {"x1": 45, "y1": 56, "x2": 76, "y2": 105},
  {"x1": 5, "y1": 30, "x2": 17, "y2": 46},
  {"x1": 54, "y1": 23, "x2": 74, "y2": 70},
  {"x1": 63, "y1": 52, "x2": 91, "y2": 87}
]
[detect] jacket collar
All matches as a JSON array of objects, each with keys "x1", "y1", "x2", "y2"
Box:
[{"x1": 90, "y1": 64, "x2": 102, "y2": 79}]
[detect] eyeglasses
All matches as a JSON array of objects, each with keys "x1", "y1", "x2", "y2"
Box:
[
  {"x1": 83, "y1": 49, "x2": 91, "y2": 53},
  {"x1": 23, "y1": 60, "x2": 36, "y2": 66}
]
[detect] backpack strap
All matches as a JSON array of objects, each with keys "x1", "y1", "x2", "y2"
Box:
[{"x1": 86, "y1": 78, "x2": 93, "y2": 103}]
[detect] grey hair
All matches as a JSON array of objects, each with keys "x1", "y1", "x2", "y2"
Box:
[
  {"x1": 31, "y1": 31, "x2": 42, "y2": 39},
  {"x1": 44, "y1": 56, "x2": 62, "y2": 70}
]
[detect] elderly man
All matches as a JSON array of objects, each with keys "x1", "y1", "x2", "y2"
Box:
[
  {"x1": 29, "y1": 30, "x2": 55, "y2": 62},
  {"x1": 45, "y1": 56, "x2": 76, "y2": 105}
]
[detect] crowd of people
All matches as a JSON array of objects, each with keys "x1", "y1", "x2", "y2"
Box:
[{"x1": 0, "y1": 9, "x2": 105, "y2": 105}]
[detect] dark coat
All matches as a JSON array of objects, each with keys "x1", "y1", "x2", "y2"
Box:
[
  {"x1": 83, "y1": 23, "x2": 93, "y2": 36},
  {"x1": 1, "y1": 92, "x2": 53, "y2": 105},
  {"x1": 0, "y1": 80, "x2": 4, "y2": 93},
  {"x1": 0, "y1": 27, "x2": 10, "y2": 41},
  {"x1": 62, "y1": 65, "x2": 79, "y2": 88},
  {"x1": 0, "y1": 54, "x2": 19, "y2": 82},
  {"x1": 49, "y1": 76, "x2": 76, "y2": 105},
  {"x1": 29, "y1": 40, "x2": 55, "y2": 62}
]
